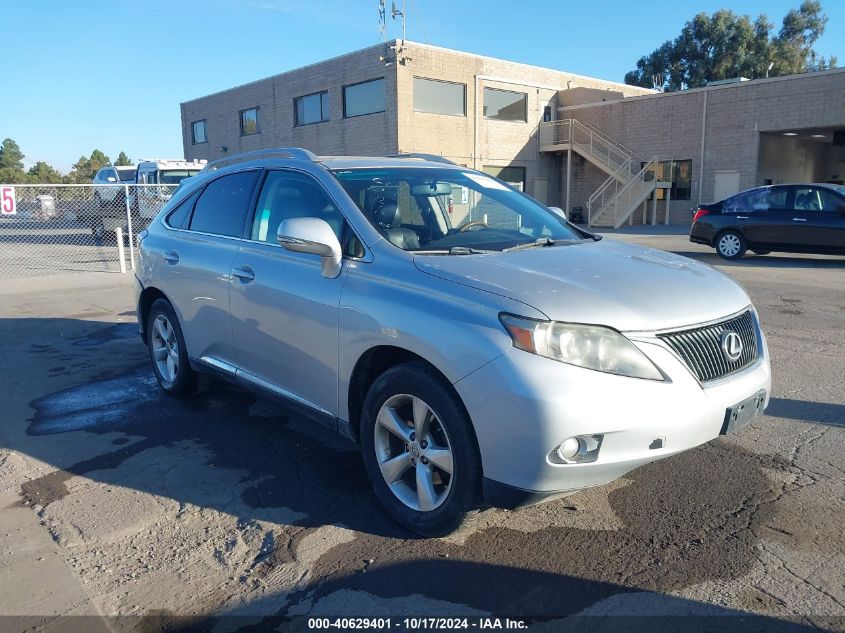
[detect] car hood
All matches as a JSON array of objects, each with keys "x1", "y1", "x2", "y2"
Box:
[{"x1": 413, "y1": 239, "x2": 751, "y2": 332}]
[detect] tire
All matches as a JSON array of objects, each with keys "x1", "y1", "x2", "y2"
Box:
[
  {"x1": 753, "y1": 250, "x2": 771, "y2": 256},
  {"x1": 146, "y1": 299, "x2": 197, "y2": 397},
  {"x1": 715, "y1": 230, "x2": 747, "y2": 260},
  {"x1": 360, "y1": 361, "x2": 481, "y2": 537}
]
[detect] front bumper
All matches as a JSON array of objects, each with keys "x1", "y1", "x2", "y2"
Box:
[{"x1": 454, "y1": 327, "x2": 771, "y2": 501}]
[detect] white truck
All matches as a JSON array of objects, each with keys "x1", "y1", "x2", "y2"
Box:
[
  {"x1": 134, "y1": 159, "x2": 207, "y2": 221},
  {"x1": 84, "y1": 159, "x2": 206, "y2": 239}
]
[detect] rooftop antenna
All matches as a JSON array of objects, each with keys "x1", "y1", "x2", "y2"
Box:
[
  {"x1": 378, "y1": 0, "x2": 387, "y2": 42},
  {"x1": 391, "y1": 0, "x2": 406, "y2": 44}
]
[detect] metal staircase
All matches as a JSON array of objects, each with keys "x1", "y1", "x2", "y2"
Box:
[{"x1": 539, "y1": 119, "x2": 667, "y2": 228}]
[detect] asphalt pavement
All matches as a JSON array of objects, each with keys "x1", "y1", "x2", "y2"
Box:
[{"x1": 0, "y1": 232, "x2": 843, "y2": 632}]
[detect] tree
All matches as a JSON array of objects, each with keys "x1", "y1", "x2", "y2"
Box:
[
  {"x1": 114, "y1": 151, "x2": 133, "y2": 166},
  {"x1": 65, "y1": 149, "x2": 111, "y2": 183},
  {"x1": 27, "y1": 161, "x2": 63, "y2": 184},
  {"x1": 625, "y1": 1, "x2": 835, "y2": 91},
  {"x1": 90, "y1": 149, "x2": 110, "y2": 168},
  {"x1": 0, "y1": 138, "x2": 25, "y2": 170}
]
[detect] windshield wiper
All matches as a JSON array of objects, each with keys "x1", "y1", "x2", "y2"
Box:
[
  {"x1": 448, "y1": 246, "x2": 488, "y2": 255},
  {"x1": 503, "y1": 237, "x2": 555, "y2": 253},
  {"x1": 411, "y1": 247, "x2": 488, "y2": 255}
]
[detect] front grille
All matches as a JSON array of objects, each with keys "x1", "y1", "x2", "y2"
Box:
[{"x1": 658, "y1": 310, "x2": 759, "y2": 382}]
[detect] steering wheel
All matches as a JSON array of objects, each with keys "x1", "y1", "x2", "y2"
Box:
[{"x1": 458, "y1": 219, "x2": 489, "y2": 232}]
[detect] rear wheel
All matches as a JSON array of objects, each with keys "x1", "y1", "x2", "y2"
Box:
[
  {"x1": 715, "y1": 230, "x2": 747, "y2": 259},
  {"x1": 147, "y1": 299, "x2": 197, "y2": 397},
  {"x1": 360, "y1": 362, "x2": 480, "y2": 536}
]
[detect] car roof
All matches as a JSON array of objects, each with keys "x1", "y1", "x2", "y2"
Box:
[
  {"x1": 198, "y1": 149, "x2": 461, "y2": 176},
  {"x1": 733, "y1": 183, "x2": 845, "y2": 196},
  {"x1": 317, "y1": 156, "x2": 462, "y2": 170}
]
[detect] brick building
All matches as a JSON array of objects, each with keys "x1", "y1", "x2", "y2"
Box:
[{"x1": 181, "y1": 40, "x2": 845, "y2": 226}]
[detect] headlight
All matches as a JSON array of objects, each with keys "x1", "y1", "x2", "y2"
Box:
[{"x1": 499, "y1": 314, "x2": 664, "y2": 381}]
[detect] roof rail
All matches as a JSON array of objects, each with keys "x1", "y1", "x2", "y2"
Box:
[
  {"x1": 390, "y1": 153, "x2": 456, "y2": 165},
  {"x1": 202, "y1": 148, "x2": 318, "y2": 171}
]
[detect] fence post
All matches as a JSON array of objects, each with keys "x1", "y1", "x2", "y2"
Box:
[
  {"x1": 116, "y1": 228, "x2": 127, "y2": 273},
  {"x1": 124, "y1": 184, "x2": 136, "y2": 270}
]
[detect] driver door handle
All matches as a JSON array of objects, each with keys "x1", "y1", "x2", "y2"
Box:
[
  {"x1": 163, "y1": 251, "x2": 179, "y2": 264},
  {"x1": 792, "y1": 217, "x2": 807, "y2": 222},
  {"x1": 232, "y1": 266, "x2": 255, "y2": 282},
  {"x1": 736, "y1": 216, "x2": 749, "y2": 220}
]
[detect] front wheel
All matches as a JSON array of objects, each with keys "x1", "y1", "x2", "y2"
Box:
[
  {"x1": 715, "y1": 230, "x2": 747, "y2": 260},
  {"x1": 147, "y1": 299, "x2": 197, "y2": 397},
  {"x1": 360, "y1": 362, "x2": 481, "y2": 536}
]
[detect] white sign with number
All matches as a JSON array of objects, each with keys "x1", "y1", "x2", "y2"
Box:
[{"x1": 0, "y1": 186, "x2": 15, "y2": 216}]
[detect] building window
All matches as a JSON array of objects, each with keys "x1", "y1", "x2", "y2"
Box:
[
  {"x1": 240, "y1": 107, "x2": 260, "y2": 135},
  {"x1": 483, "y1": 165, "x2": 526, "y2": 191},
  {"x1": 343, "y1": 78, "x2": 385, "y2": 118},
  {"x1": 483, "y1": 88, "x2": 527, "y2": 122},
  {"x1": 295, "y1": 91, "x2": 329, "y2": 126},
  {"x1": 413, "y1": 77, "x2": 466, "y2": 116},
  {"x1": 646, "y1": 159, "x2": 692, "y2": 201},
  {"x1": 191, "y1": 120, "x2": 207, "y2": 144}
]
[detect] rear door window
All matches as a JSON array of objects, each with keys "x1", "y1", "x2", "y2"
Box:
[
  {"x1": 189, "y1": 171, "x2": 259, "y2": 237},
  {"x1": 724, "y1": 187, "x2": 787, "y2": 213}
]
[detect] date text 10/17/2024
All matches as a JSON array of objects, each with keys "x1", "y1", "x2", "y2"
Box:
[{"x1": 307, "y1": 617, "x2": 529, "y2": 630}]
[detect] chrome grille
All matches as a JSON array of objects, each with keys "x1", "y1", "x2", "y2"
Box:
[{"x1": 658, "y1": 311, "x2": 759, "y2": 382}]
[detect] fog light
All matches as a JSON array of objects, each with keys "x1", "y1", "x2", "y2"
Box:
[
  {"x1": 557, "y1": 437, "x2": 583, "y2": 460},
  {"x1": 553, "y1": 434, "x2": 604, "y2": 464}
]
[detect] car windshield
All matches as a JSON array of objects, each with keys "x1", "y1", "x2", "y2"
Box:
[
  {"x1": 332, "y1": 167, "x2": 583, "y2": 252},
  {"x1": 116, "y1": 168, "x2": 136, "y2": 182},
  {"x1": 160, "y1": 170, "x2": 200, "y2": 184}
]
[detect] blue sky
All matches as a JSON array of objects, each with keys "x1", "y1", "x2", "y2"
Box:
[{"x1": 4, "y1": 0, "x2": 843, "y2": 172}]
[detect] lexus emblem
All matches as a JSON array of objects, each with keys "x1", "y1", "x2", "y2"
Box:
[{"x1": 720, "y1": 331, "x2": 743, "y2": 362}]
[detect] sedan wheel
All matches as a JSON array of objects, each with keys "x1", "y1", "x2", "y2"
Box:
[
  {"x1": 716, "y1": 231, "x2": 747, "y2": 260},
  {"x1": 374, "y1": 394, "x2": 454, "y2": 512}
]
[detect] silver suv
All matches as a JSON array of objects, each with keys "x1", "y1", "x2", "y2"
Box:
[{"x1": 135, "y1": 149, "x2": 771, "y2": 536}]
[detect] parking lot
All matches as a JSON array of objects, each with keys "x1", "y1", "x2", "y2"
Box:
[{"x1": 0, "y1": 229, "x2": 843, "y2": 632}]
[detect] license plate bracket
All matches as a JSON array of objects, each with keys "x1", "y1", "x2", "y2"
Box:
[{"x1": 721, "y1": 389, "x2": 767, "y2": 435}]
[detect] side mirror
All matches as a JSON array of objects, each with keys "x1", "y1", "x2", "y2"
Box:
[
  {"x1": 548, "y1": 206, "x2": 567, "y2": 221},
  {"x1": 277, "y1": 217, "x2": 342, "y2": 278}
]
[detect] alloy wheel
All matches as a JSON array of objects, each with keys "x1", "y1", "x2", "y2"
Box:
[
  {"x1": 373, "y1": 394, "x2": 454, "y2": 512},
  {"x1": 151, "y1": 314, "x2": 179, "y2": 384}
]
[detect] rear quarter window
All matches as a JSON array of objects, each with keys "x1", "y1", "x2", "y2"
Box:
[{"x1": 165, "y1": 188, "x2": 201, "y2": 229}]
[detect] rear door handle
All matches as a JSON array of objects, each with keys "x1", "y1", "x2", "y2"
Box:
[
  {"x1": 232, "y1": 266, "x2": 255, "y2": 282},
  {"x1": 163, "y1": 251, "x2": 179, "y2": 264},
  {"x1": 792, "y1": 217, "x2": 807, "y2": 222},
  {"x1": 736, "y1": 216, "x2": 749, "y2": 220}
]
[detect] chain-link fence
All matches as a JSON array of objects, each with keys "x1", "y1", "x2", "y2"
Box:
[{"x1": 0, "y1": 184, "x2": 177, "y2": 279}]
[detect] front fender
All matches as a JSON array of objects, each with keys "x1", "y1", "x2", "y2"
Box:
[{"x1": 337, "y1": 253, "x2": 545, "y2": 422}]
